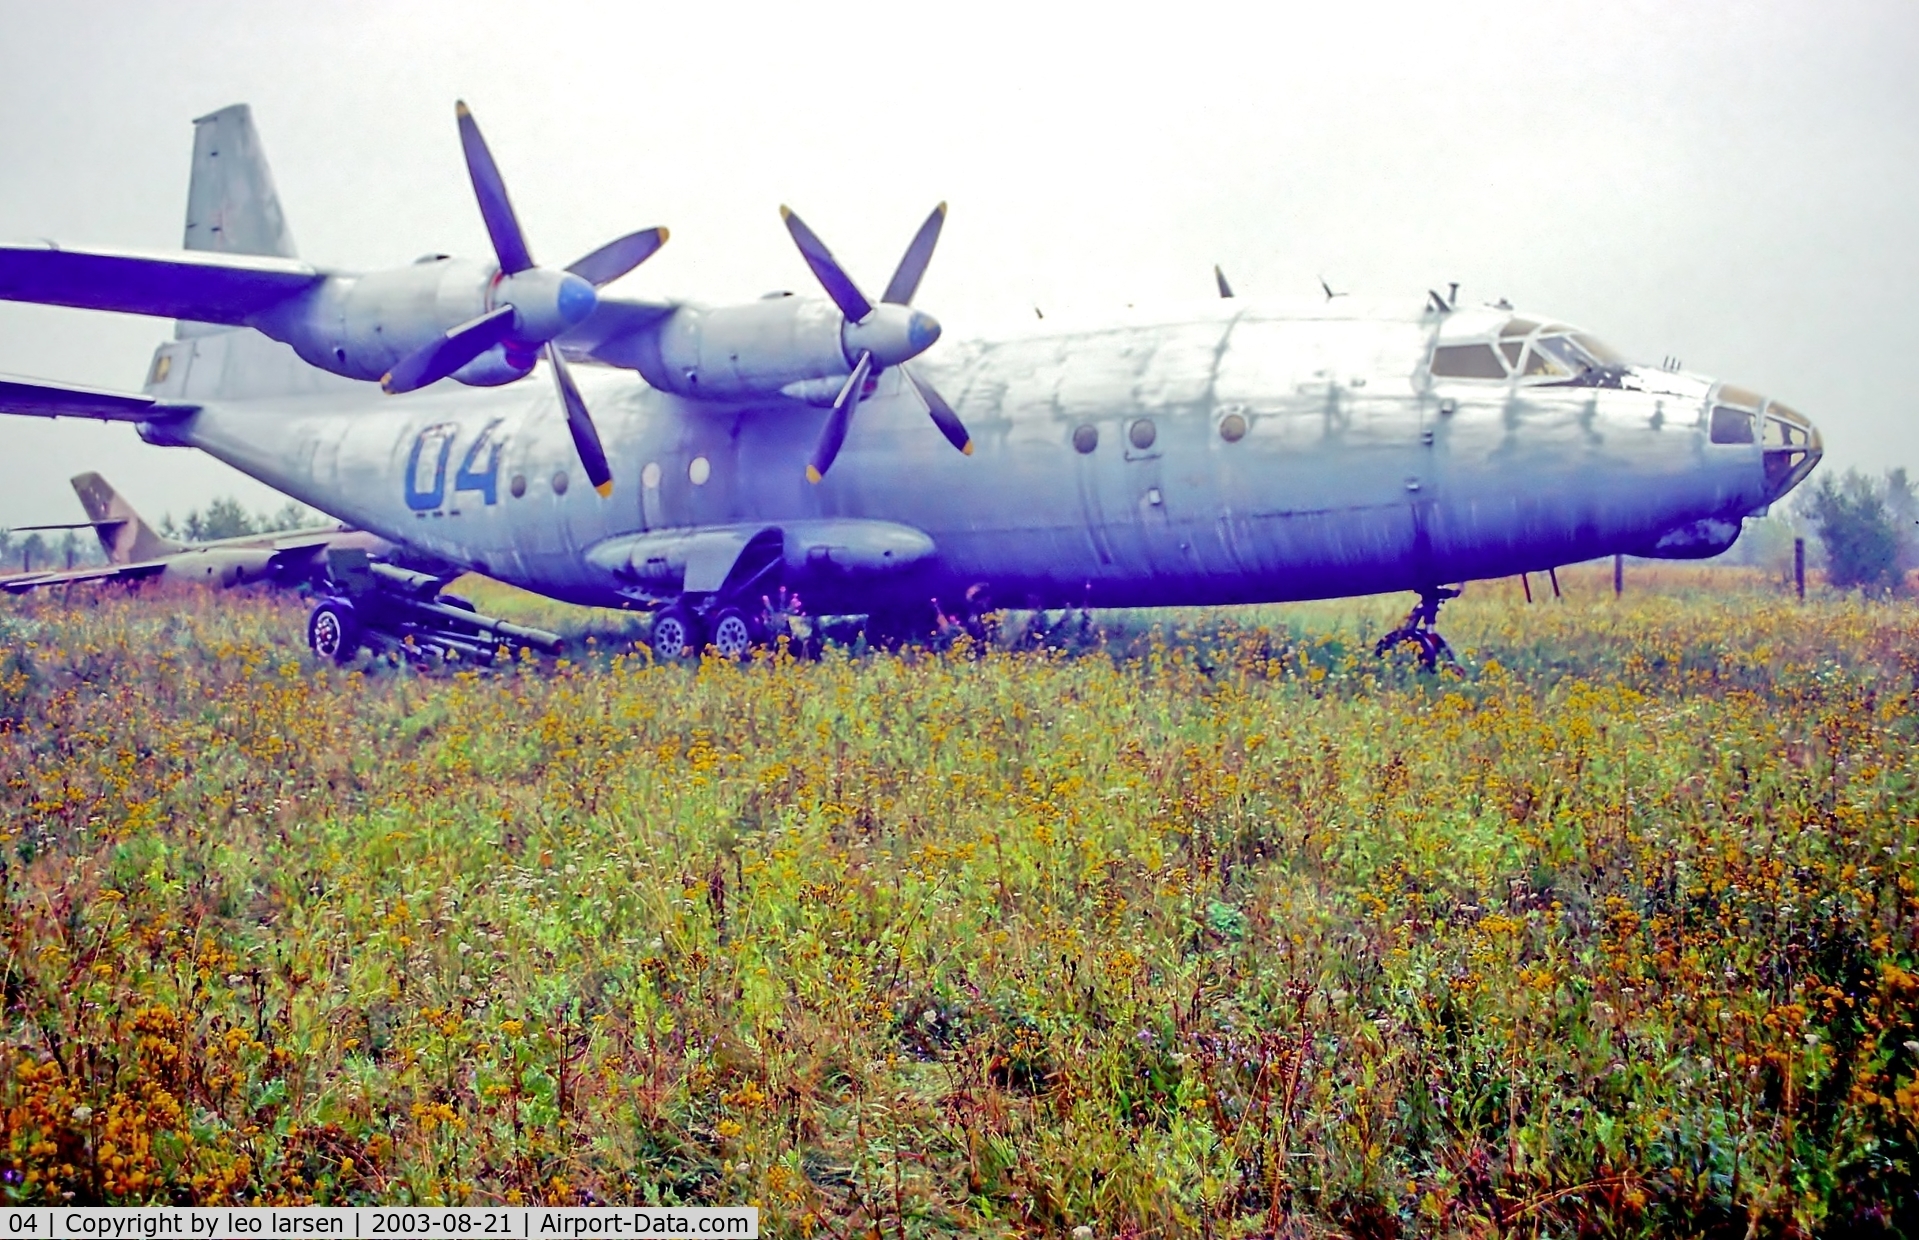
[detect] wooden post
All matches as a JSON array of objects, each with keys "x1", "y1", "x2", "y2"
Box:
[
  {"x1": 1548, "y1": 567, "x2": 1562, "y2": 600},
  {"x1": 1794, "y1": 537, "x2": 1805, "y2": 600},
  {"x1": 1613, "y1": 553, "x2": 1623, "y2": 597},
  {"x1": 1520, "y1": 572, "x2": 1533, "y2": 604}
]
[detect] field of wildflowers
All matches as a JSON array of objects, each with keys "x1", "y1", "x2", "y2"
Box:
[{"x1": 1, "y1": 567, "x2": 1914, "y2": 1236}]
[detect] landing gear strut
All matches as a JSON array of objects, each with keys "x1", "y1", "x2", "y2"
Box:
[{"x1": 1374, "y1": 585, "x2": 1461, "y2": 671}]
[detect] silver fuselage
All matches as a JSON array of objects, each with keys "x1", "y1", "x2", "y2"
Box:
[{"x1": 139, "y1": 297, "x2": 1808, "y2": 613}]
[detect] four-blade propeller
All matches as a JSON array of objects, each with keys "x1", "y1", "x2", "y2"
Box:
[
  {"x1": 382, "y1": 101, "x2": 671, "y2": 498},
  {"x1": 384, "y1": 102, "x2": 971, "y2": 492},
  {"x1": 780, "y1": 203, "x2": 972, "y2": 482}
]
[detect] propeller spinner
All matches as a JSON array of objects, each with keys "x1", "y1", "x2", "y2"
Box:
[
  {"x1": 382, "y1": 101, "x2": 670, "y2": 498},
  {"x1": 779, "y1": 203, "x2": 972, "y2": 482}
]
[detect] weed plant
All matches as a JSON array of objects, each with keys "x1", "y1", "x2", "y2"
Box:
[{"x1": 0, "y1": 567, "x2": 1915, "y2": 1236}]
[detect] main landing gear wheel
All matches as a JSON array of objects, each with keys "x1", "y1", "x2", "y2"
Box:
[
  {"x1": 709, "y1": 607, "x2": 762, "y2": 661},
  {"x1": 308, "y1": 600, "x2": 361, "y2": 664},
  {"x1": 650, "y1": 605, "x2": 704, "y2": 662}
]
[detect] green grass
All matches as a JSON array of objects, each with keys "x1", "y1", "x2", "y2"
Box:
[{"x1": 1, "y1": 567, "x2": 1915, "y2": 1237}]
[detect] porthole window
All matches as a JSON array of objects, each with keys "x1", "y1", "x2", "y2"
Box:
[
  {"x1": 1129, "y1": 418, "x2": 1157, "y2": 450},
  {"x1": 1218, "y1": 413, "x2": 1247, "y2": 442},
  {"x1": 641, "y1": 461, "x2": 662, "y2": 489},
  {"x1": 1072, "y1": 424, "x2": 1099, "y2": 454},
  {"x1": 689, "y1": 456, "x2": 711, "y2": 485},
  {"x1": 509, "y1": 473, "x2": 527, "y2": 498},
  {"x1": 551, "y1": 471, "x2": 569, "y2": 495}
]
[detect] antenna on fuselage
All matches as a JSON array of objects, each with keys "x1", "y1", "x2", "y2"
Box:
[
  {"x1": 1319, "y1": 276, "x2": 1346, "y2": 301},
  {"x1": 1427, "y1": 288, "x2": 1453, "y2": 313},
  {"x1": 1448, "y1": 281, "x2": 1459, "y2": 306},
  {"x1": 1214, "y1": 265, "x2": 1235, "y2": 298}
]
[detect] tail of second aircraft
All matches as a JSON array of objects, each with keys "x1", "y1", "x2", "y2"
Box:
[{"x1": 71, "y1": 473, "x2": 184, "y2": 564}]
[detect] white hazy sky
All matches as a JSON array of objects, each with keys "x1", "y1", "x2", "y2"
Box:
[{"x1": 1, "y1": 0, "x2": 1915, "y2": 528}]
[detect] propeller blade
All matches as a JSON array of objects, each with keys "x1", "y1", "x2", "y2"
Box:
[
  {"x1": 806, "y1": 350, "x2": 872, "y2": 483},
  {"x1": 381, "y1": 306, "x2": 517, "y2": 394},
  {"x1": 903, "y1": 365, "x2": 972, "y2": 455},
  {"x1": 545, "y1": 342, "x2": 613, "y2": 496},
  {"x1": 456, "y1": 101, "x2": 535, "y2": 275},
  {"x1": 565, "y1": 227, "x2": 669, "y2": 288},
  {"x1": 881, "y1": 202, "x2": 947, "y2": 306},
  {"x1": 1215, "y1": 265, "x2": 1235, "y2": 299},
  {"x1": 780, "y1": 206, "x2": 872, "y2": 323}
]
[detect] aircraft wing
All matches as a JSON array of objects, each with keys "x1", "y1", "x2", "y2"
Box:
[
  {"x1": 0, "y1": 560, "x2": 168, "y2": 594},
  {"x1": 558, "y1": 295, "x2": 680, "y2": 369},
  {"x1": 0, "y1": 242, "x2": 323, "y2": 324},
  {"x1": 0, "y1": 375, "x2": 196, "y2": 421}
]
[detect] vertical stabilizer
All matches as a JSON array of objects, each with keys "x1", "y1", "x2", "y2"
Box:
[
  {"x1": 184, "y1": 104, "x2": 297, "y2": 258},
  {"x1": 70, "y1": 473, "x2": 183, "y2": 564}
]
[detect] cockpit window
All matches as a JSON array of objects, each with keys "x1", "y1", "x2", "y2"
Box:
[
  {"x1": 1572, "y1": 333, "x2": 1624, "y2": 364},
  {"x1": 1521, "y1": 347, "x2": 1571, "y2": 378},
  {"x1": 1499, "y1": 339, "x2": 1524, "y2": 368},
  {"x1": 1710, "y1": 406, "x2": 1755, "y2": 444},
  {"x1": 1500, "y1": 318, "x2": 1539, "y2": 339},
  {"x1": 1430, "y1": 343, "x2": 1508, "y2": 379}
]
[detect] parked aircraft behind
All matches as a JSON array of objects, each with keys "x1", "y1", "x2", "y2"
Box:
[
  {"x1": 0, "y1": 102, "x2": 1823, "y2": 663},
  {"x1": 1, "y1": 471, "x2": 383, "y2": 594}
]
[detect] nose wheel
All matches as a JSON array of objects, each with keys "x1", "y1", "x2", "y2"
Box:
[{"x1": 1374, "y1": 586, "x2": 1461, "y2": 671}]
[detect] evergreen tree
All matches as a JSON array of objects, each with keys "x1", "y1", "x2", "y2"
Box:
[{"x1": 1805, "y1": 468, "x2": 1901, "y2": 594}]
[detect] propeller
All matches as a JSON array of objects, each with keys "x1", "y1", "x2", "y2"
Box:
[
  {"x1": 383, "y1": 102, "x2": 670, "y2": 497},
  {"x1": 780, "y1": 202, "x2": 971, "y2": 482}
]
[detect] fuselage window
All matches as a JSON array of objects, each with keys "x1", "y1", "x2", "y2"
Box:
[
  {"x1": 1218, "y1": 413, "x2": 1247, "y2": 442},
  {"x1": 1430, "y1": 344, "x2": 1508, "y2": 379},
  {"x1": 1073, "y1": 424, "x2": 1099, "y2": 453},
  {"x1": 1129, "y1": 418, "x2": 1157, "y2": 450},
  {"x1": 1710, "y1": 406, "x2": 1755, "y2": 444}
]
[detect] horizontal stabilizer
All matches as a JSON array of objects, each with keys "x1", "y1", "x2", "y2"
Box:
[
  {"x1": 0, "y1": 242, "x2": 320, "y2": 324},
  {"x1": 0, "y1": 375, "x2": 195, "y2": 421}
]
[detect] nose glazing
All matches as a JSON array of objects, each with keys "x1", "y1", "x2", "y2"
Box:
[{"x1": 1760, "y1": 398, "x2": 1822, "y2": 499}]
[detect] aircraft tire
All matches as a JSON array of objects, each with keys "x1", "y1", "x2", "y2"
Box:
[
  {"x1": 709, "y1": 607, "x2": 761, "y2": 662},
  {"x1": 308, "y1": 600, "x2": 362, "y2": 665},
  {"x1": 650, "y1": 605, "x2": 703, "y2": 662}
]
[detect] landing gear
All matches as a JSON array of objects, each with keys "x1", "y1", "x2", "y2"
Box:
[
  {"x1": 708, "y1": 606, "x2": 762, "y2": 661},
  {"x1": 650, "y1": 604, "x2": 704, "y2": 661},
  {"x1": 307, "y1": 599, "x2": 361, "y2": 664},
  {"x1": 1374, "y1": 586, "x2": 1461, "y2": 671}
]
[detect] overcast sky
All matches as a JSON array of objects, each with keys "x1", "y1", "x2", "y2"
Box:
[{"x1": 1, "y1": 0, "x2": 1914, "y2": 528}]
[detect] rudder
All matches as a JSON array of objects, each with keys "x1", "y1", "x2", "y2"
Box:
[{"x1": 70, "y1": 472, "x2": 184, "y2": 564}]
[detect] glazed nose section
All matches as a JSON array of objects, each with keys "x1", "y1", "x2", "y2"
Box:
[{"x1": 1759, "y1": 398, "x2": 1822, "y2": 499}]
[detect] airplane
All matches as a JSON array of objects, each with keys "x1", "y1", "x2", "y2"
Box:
[
  {"x1": 1, "y1": 471, "x2": 384, "y2": 594},
  {"x1": 0, "y1": 102, "x2": 1824, "y2": 665}
]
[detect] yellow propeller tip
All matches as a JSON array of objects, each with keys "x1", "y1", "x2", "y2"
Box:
[
  {"x1": 961, "y1": 441, "x2": 975, "y2": 455},
  {"x1": 805, "y1": 465, "x2": 824, "y2": 484},
  {"x1": 657, "y1": 226, "x2": 670, "y2": 242},
  {"x1": 594, "y1": 480, "x2": 614, "y2": 498},
  {"x1": 780, "y1": 205, "x2": 794, "y2": 220},
  {"x1": 379, "y1": 374, "x2": 397, "y2": 394},
  {"x1": 455, "y1": 101, "x2": 471, "y2": 117}
]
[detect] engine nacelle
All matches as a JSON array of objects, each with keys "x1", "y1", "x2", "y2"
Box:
[
  {"x1": 631, "y1": 296, "x2": 942, "y2": 403},
  {"x1": 255, "y1": 258, "x2": 593, "y2": 386},
  {"x1": 635, "y1": 297, "x2": 850, "y2": 401}
]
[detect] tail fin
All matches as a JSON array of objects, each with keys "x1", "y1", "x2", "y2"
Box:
[
  {"x1": 70, "y1": 472, "x2": 183, "y2": 563},
  {"x1": 184, "y1": 104, "x2": 297, "y2": 259}
]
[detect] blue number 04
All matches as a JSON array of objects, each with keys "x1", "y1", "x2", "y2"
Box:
[{"x1": 453, "y1": 419, "x2": 506, "y2": 506}]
